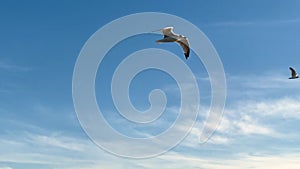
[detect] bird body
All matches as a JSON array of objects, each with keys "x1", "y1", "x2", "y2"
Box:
[
  {"x1": 289, "y1": 67, "x2": 299, "y2": 79},
  {"x1": 156, "y1": 27, "x2": 190, "y2": 59}
]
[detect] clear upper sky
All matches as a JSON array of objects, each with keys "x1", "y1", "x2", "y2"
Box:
[{"x1": 1, "y1": 0, "x2": 300, "y2": 169}]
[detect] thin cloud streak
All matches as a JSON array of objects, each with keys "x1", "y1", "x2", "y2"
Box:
[
  {"x1": 0, "y1": 61, "x2": 30, "y2": 72},
  {"x1": 205, "y1": 18, "x2": 300, "y2": 27}
]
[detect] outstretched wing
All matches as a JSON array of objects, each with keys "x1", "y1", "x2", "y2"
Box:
[
  {"x1": 161, "y1": 27, "x2": 177, "y2": 37},
  {"x1": 176, "y1": 37, "x2": 190, "y2": 59},
  {"x1": 290, "y1": 67, "x2": 297, "y2": 77}
]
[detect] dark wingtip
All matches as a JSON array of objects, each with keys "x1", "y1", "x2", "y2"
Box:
[
  {"x1": 184, "y1": 53, "x2": 189, "y2": 59},
  {"x1": 187, "y1": 48, "x2": 190, "y2": 59},
  {"x1": 185, "y1": 49, "x2": 190, "y2": 59}
]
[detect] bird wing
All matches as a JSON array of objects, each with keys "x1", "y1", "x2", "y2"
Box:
[
  {"x1": 161, "y1": 27, "x2": 177, "y2": 37},
  {"x1": 176, "y1": 37, "x2": 190, "y2": 59},
  {"x1": 290, "y1": 67, "x2": 298, "y2": 77}
]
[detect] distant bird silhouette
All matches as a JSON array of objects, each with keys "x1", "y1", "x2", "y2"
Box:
[
  {"x1": 289, "y1": 67, "x2": 299, "y2": 79},
  {"x1": 156, "y1": 27, "x2": 190, "y2": 59}
]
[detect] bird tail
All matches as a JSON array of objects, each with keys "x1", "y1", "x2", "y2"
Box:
[{"x1": 156, "y1": 38, "x2": 175, "y2": 43}]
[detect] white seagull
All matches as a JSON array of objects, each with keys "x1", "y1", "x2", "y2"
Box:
[
  {"x1": 156, "y1": 27, "x2": 190, "y2": 59},
  {"x1": 289, "y1": 67, "x2": 299, "y2": 79}
]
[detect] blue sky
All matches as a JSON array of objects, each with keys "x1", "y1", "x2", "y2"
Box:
[{"x1": 1, "y1": 0, "x2": 300, "y2": 168}]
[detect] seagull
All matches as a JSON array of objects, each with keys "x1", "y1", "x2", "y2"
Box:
[
  {"x1": 156, "y1": 27, "x2": 190, "y2": 59},
  {"x1": 289, "y1": 67, "x2": 299, "y2": 79}
]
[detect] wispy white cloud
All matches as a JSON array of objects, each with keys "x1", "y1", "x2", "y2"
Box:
[
  {"x1": 0, "y1": 61, "x2": 30, "y2": 72},
  {"x1": 214, "y1": 97, "x2": 300, "y2": 138},
  {"x1": 180, "y1": 96, "x2": 300, "y2": 148},
  {"x1": 49, "y1": 151, "x2": 300, "y2": 169},
  {"x1": 0, "y1": 124, "x2": 299, "y2": 169},
  {"x1": 205, "y1": 18, "x2": 300, "y2": 27},
  {"x1": 1, "y1": 71, "x2": 300, "y2": 168},
  {"x1": 0, "y1": 132, "x2": 110, "y2": 166},
  {"x1": 206, "y1": 21, "x2": 255, "y2": 27},
  {"x1": 0, "y1": 60, "x2": 31, "y2": 94},
  {"x1": 25, "y1": 134, "x2": 88, "y2": 151},
  {"x1": 105, "y1": 152, "x2": 300, "y2": 169},
  {"x1": 224, "y1": 112, "x2": 276, "y2": 136},
  {"x1": 208, "y1": 135, "x2": 231, "y2": 145},
  {"x1": 241, "y1": 75, "x2": 300, "y2": 89},
  {"x1": 160, "y1": 152, "x2": 300, "y2": 169},
  {"x1": 227, "y1": 71, "x2": 300, "y2": 93},
  {"x1": 241, "y1": 97, "x2": 300, "y2": 119},
  {"x1": 0, "y1": 167, "x2": 13, "y2": 169},
  {"x1": 225, "y1": 72, "x2": 300, "y2": 108}
]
